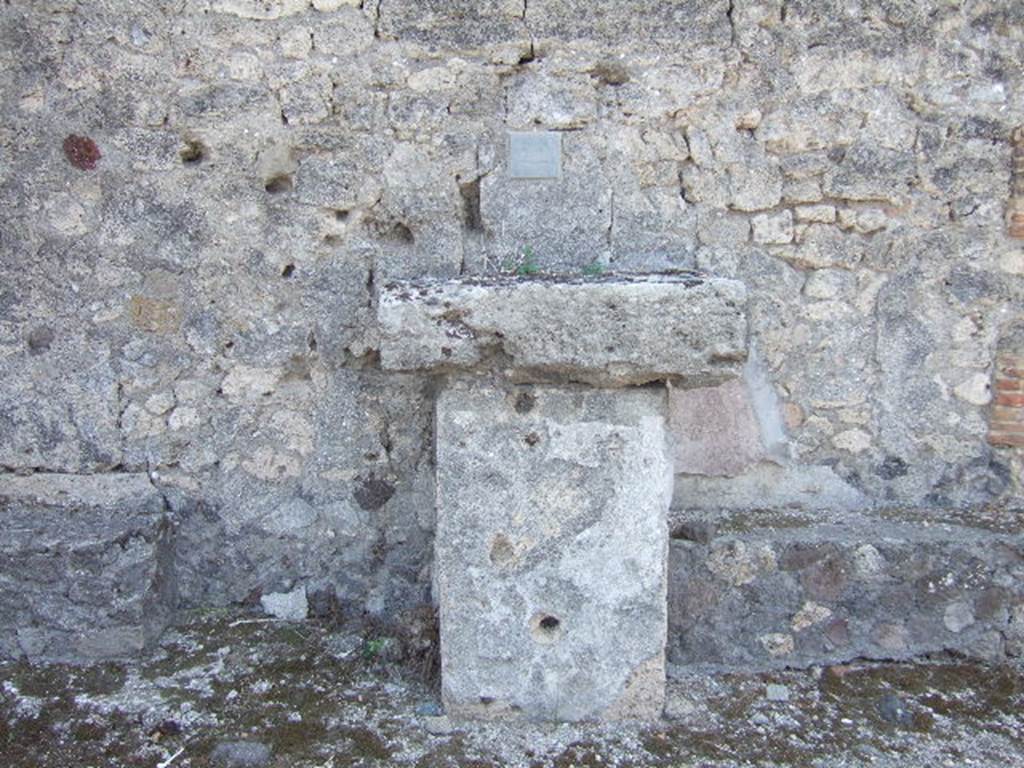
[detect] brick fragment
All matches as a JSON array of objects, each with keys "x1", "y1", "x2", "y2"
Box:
[
  {"x1": 989, "y1": 432, "x2": 1024, "y2": 448},
  {"x1": 995, "y1": 393, "x2": 1024, "y2": 407}
]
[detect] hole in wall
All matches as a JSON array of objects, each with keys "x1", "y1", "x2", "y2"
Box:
[
  {"x1": 27, "y1": 326, "x2": 55, "y2": 355},
  {"x1": 179, "y1": 139, "x2": 206, "y2": 164},
  {"x1": 524, "y1": 431, "x2": 540, "y2": 447},
  {"x1": 514, "y1": 391, "x2": 536, "y2": 414},
  {"x1": 281, "y1": 263, "x2": 295, "y2": 278},
  {"x1": 264, "y1": 173, "x2": 293, "y2": 194},
  {"x1": 368, "y1": 217, "x2": 415, "y2": 244},
  {"x1": 388, "y1": 222, "x2": 414, "y2": 243},
  {"x1": 530, "y1": 612, "x2": 563, "y2": 644},
  {"x1": 334, "y1": 209, "x2": 350, "y2": 221},
  {"x1": 62, "y1": 134, "x2": 101, "y2": 170}
]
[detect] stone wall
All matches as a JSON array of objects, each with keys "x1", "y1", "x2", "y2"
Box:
[{"x1": 1, "y1": 0, "x2": 1023, "y2": 641}]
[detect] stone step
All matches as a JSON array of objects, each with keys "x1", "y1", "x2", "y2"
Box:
[
  {"x1": 667, "y1": 514, "x2": 1024, "y2": 673},
  {"x1": 0, "y1": 473, "x2": 176, "y2": 663}
]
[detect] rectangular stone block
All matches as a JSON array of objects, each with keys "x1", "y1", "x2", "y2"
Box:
[
  {"x1": 378, "y1": 275, "x2": 748, "y2": 387},
  {"x1": 435, "y1": 383, "x2": 672, "y2": 721},
  {"x1": 0, "y1": 473, "x2": 176, "y2": 663}
]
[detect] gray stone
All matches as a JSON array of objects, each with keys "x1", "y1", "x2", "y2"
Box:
[
  {"x1": 877, "y1": 693, "x2": 913, "y2": 727},
  {"x1": 765, "y1": 684, "x2": 790, "y2": 702},
  {"x1": 751, "y1": 210, "x2": 794, "y2": 245},
  {"x1": 377, "y1": 0, "x2": 528, "y2": 47},
  {"x1": 210, "y1": 741, "x2": 272, "y2": 768},
  {"x1": 525, "y1": 0, "x2": 730, "y2": 46},
  {"x1": 672, "y1": 463, "x2": 867, "y2": 514},
  {"x1": 260, "y1": 585, "x2": 309, "y2": 621},
  {"x1": 378, "y1": 275, "x2": 748, "y2": 387},
  {"x1": 0, "y1": 473, "x2": 175, "y2": 662},
  {"x1": 0, "y1": 335, "x2": 121, "y2": 472},
  {"x1": 415, "y1": 701, "x2": 443, "y2": 717},
  {"x1": 435, "y1": 383, "x2": 672, "y2": 721},
  {"x1": 668, "y1": 518, "x2": 1024, "y2": 670},
  {"x1": 423, "y1": 715, "x2": 455, "y2": 735},
  {"x1": 474, "y1": 131, "x2": 612, "y2": 271}
]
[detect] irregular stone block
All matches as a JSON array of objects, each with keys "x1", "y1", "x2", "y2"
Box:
[
  {"x1": 435, "y1": 384, "x2": 672, "y2": 721},
  {"x1": 378, "y1": 0, "x2": 528, "y2": 47},
  {"x1": 0, "y1": 473, "x2": 176, "y2": 662},
  {"x1": 525, "y1": 0, "x2": 730, "y2": 46},
  {"x1": 0, "y1": 338, "x2": 121, "y2": 472},
  {"x1": 668, "y1": 518, "x2": 1024, "y2": 670},
  {"x1": 378, "y1": 275, "x2": 748, "y2": 387}
]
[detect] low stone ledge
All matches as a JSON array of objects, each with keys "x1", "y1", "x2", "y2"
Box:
[
  {"x1": 0, "y1": 473, "x2": 176, "y2": 663},
  {"x1": 667, "y1": 519, "x2": 1024, "y2": 671},
  {"x1": 377, "y1": 273, "x2": 748, "y2": 387}
]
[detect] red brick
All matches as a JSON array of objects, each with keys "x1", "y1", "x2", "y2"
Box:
[
  {"x1": 990, "y1": 421, "x2": 1024, "y2": 433},
  {"x1": 1003, "y1": 368, "x2": 1024, "y2": 379},
  {"x1": 991, "y1": 407, "x2": 1024, "y2": 423},
  {"x1": 995, "y1": 393, "x2": 1024, "y2": 407},
  {"x1": 989, "y1": 432, "x2": 1024, "y2": 448},
  {"x1": 999, "y1": 355, "x2": 1024, "y2": 369},
  {"x1": 995, "y1": 379, "x2": 1023, "y2": 392}
]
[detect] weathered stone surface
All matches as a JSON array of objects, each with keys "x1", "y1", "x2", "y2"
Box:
[
  {"x1": 378, "y1": 275, "x2": 748, "y2": 387},
  {"x1": 0, "y1": 337, "x2": 121, "y2": 472},
  {"x1": 435, "y1": 384, "x2": 672, "y2": 721},
  {"x1": 0, "y1": 473, "x2": 175, "y2": 662},
  {"x1": 474, "y1": 132, "x2": 611, "y2": 271},
  {"x1": 668, "y1": 518, "x2": 1024, "y2": 670},
  {"x1": 525, "y1": 0, "x2": 730, "y2": 47},
  {"x1": 260, "y1": 585, "x2": 309, "y2": 621},
  {"x1": 673, "y1": 463, "x2": 868, "y2": 513},
  {"x1": 2, "y1": 0, "x2": 1024, "y2": 675},
  {"x1": 670, "y1": 378, "x2": 765, "y2": 477}
]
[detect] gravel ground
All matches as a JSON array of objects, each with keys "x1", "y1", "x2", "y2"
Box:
[{"x1": 2, "y1": 609, "x2": 1023, "y2": 767}]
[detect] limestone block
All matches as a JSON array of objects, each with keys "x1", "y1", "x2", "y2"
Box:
[
  {"x1": 752, "y1": 210, "x2": 794, "y2": 245},
  {"x1": 435, "y1": 384, "x2": 672, "y2": 720},
  {"x1": 378, "y1": 275, "x2": 748, "y2": 387},
  {"x1": 0, "y1": 473, "x2": 176, "y2": 662}
]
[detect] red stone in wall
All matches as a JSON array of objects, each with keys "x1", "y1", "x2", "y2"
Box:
[
  {"x1": 1011, "y1": 127, "x2": 1024, "y2": 239},
  {"x1": 990, "y1": 354, "x2": 1024, "y2": 448}
]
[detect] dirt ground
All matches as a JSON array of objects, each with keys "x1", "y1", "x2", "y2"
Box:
[{"x1": 2, "y1": 609, "x2": 1023, "y2": 767}]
